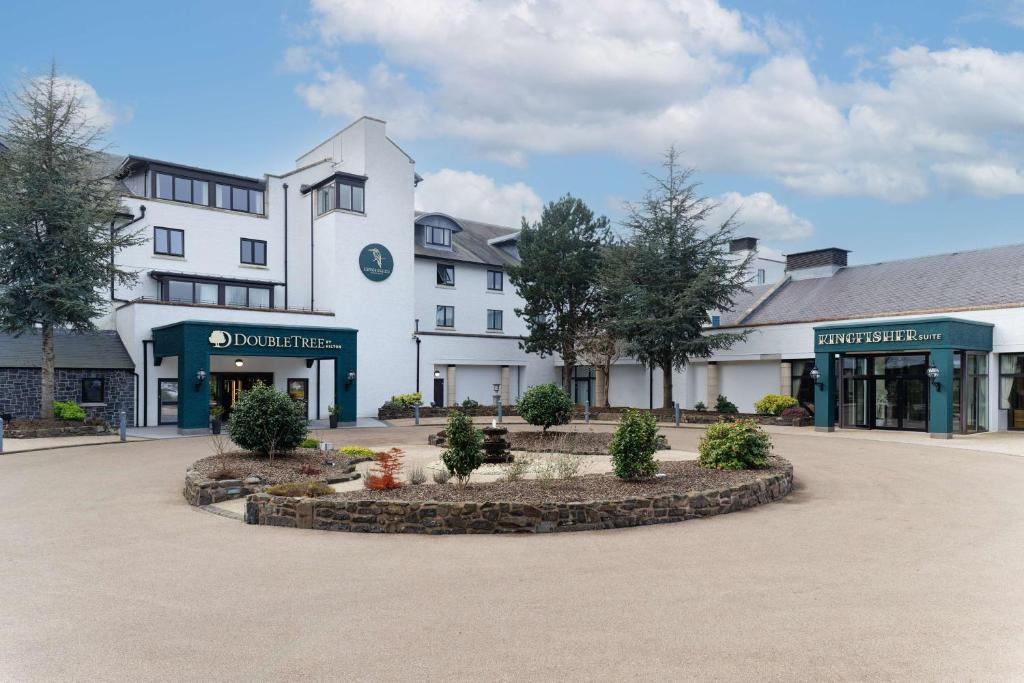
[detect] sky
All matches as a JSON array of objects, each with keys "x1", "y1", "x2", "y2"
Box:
[{"x1": 3, "y1": 0, "x2": 1024, "y2": 264}]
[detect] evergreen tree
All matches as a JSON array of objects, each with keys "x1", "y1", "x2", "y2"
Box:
[
  {"x1": 507, "y1": 195, "x2": 609, "y2": 393},
  {"x1": 0, "y1": 68, "x2": 142, "y2": 418},
  {"x1": 603, "y1": 148, "x2": 751, "y2": 408}
]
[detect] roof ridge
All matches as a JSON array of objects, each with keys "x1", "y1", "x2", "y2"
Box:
[{"x1": 842, "y1": 240, "x2": 1024, "y2": 271}]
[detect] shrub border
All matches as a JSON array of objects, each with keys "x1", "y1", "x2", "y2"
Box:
[{"x1": 242, "y1": 458, "x2": 793, "y2": 534}]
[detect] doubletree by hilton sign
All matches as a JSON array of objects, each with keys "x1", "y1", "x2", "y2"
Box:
[
  {"x1": 208, "y1": 330, "x2": 342, "y2": 350},
  {"x1": 817, "y1": 328, "x2": 943, "y2": 346}
]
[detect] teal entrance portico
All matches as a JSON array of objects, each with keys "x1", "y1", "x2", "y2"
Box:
[
  {"x1": 812, "y1": 317, "x2": 993, "y2": 438},
  {"x1": 152, "y1": 321, "x2": 357, "y2": 432}
]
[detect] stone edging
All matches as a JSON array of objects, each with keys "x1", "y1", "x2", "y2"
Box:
[
  {"x1": 183, "y1": 457, "x2": 367, "y2": 507},
  {"x1": 242, "y1": 459, "x2": 793, "y2": 534},
  {"x1": 4, "y1": 424, "x2": 109, "y2": 439}
]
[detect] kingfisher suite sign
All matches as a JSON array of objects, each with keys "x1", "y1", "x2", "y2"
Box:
[
  {"x1": 359, "y1": 243, "x2": 394, "y2": 281},
  {"x1": 816, "y1": 328, "x2": 943, "y2": 346},
  {"x1": 208, "y1": 330, "x2": 341, "y2": 350}
]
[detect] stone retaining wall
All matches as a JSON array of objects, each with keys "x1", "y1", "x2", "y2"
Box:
[
  {"x1": 183, "y1": 459, "x2": 366, "y2": 507},
  {"x1": 4, "y1": 424, "x2": 109, "y2": 439},
  {"x1": 243, "y1": 460, "x2": 793, "y2": 534}
]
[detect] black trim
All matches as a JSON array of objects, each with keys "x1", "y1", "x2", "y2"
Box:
[
  {"x1": 157, "y1": 378, "x2": 178, "y2": 426},
  {"x1": 119, "y1": 156, "x2": 265, "y2": 188},
  {"x1": 80, "y1": 377, "x2": 105, "y2": 403},
  {"x1": 240, "y1": 238, "x2": 268, "y2": 266},
  {"x1": 436, "y1": 263, "x2": 455, "y2": 286},
  {"x1": 148, "y1": 271, "x2": 283, "y2": 287},
  {"x1": 153, "y1": 226, "x2": 185, "y2": 257},
  {"x1": 435, "y1": 305, "x2": 455, "y2": 328},
  {"x1": 487, "y1": 269, "x2": 504, "y2": 291},
  {"x1": 283, "y1": 183, "x2": 289, "y2": 309}
]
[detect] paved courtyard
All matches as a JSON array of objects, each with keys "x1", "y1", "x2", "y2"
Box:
[{"x1": 1, "y1": 423, "x2": 1023, "y2": 680}]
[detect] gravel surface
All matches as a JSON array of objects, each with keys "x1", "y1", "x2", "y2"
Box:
[
  {"x1": 325, "y1": 456, "x2": 789, "y2": 504},
  {"x1": 191, "y1": 450, "x2": 363, "y2": 484},
  {"x1": 509, "y1": 430, "x2": 614, "y2": 454}
]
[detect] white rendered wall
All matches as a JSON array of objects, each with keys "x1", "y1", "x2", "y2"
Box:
[{"x1": 716, "y1": 361, "x2": 779, "y2": 413}]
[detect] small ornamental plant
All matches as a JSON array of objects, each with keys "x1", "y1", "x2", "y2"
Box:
[
  {"x1": 780, "y1": 405, "x2": 808, "y2": 418},
  {"x1": 698, "y1": 419, "x2": 772, "y2": 470},
  {"x1": 388, "y1": 392, "x2": 423, "y2": 407},
  {"x1": 608, "y1": 409, "x2": 660, "y2": 480},
  {"x1": 266, "y1": 481, "x2": 334, "y2": 498},
  {"x1": 365, "y1": 448, "x2": 405, "y2": 490},
  {"x1": 715, "y1": 394, "x2": 739, "y2": 414},
  {"x1": 338, "y1": 445, "x2": 375, "y2": 459},
  {"x1": 516, "y1": 383, "x2": 574, "y2": 432},
  {"x1": 441, "y1": 410, "x2": 483, "y2": 485},
  {"x1": 461, "y1": 398, "x2": 480, "y2": 408},
  {"x1": 694, "y1": 401, "x2": 707, "y2": 412},
  {"x1": 227, "y1": 382, "x2": 308, "y2": 460},
  {"x1": 754, "y1": 393, "x2": 799, "y2": 416},
  {"x1": 53, "y1": 400, "x2": 86, "y2": 421}
]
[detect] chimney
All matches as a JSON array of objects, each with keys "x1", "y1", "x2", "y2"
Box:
[
  {"x1": 730, "y1": 236, "x2": 758, "y2": 253},
  {"x1": 784, "y1": 248, "x2": 850, "y2": 280}
]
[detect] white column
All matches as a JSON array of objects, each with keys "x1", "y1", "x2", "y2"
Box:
[
  {"x1": 446, "y1": 365, "x2": 456, "y2": 407},
  {"x1": 500, "y1": 365, "x2": 510, "y2": 405},
  {"x1": 706, "y1": 362, "x2": 719, "y2": 408},
  {"x1": 780, "y1": 361, "x2": 792, "y2": 396}
]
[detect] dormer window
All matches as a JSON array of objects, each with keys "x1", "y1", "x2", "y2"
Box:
[
  {"x1": 314, "y1": 173, "x2": 367, "y2": 216},
  {"x1": 427, "y1": 226, "x2": 451, "y2": 247}
]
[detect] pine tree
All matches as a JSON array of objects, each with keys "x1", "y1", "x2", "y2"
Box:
[
  {"x1": 0, "y1": 67, "x2": 142, "y2": 418},
  {"x1": 603, "y1": 148, "x2": 751, "y2": 408},
  {"x1": 507, "y1": 195, "x2": 610, "y2": 393}
]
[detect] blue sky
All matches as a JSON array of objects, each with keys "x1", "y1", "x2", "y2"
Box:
[{"x1": 3, "y1": 0, "x2": 1024, "y2": 264}]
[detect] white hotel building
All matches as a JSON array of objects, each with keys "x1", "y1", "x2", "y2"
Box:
[{"x1": 2, "y1": 115, "x2": 1024, "y2": 437}]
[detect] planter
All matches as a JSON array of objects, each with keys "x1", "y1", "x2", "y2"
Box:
[
  {"x1": 210, "y1": 419, "x2": 222, "y2": 435},
  {"x1": 328, "y1": 415, "x2": 339, "y2": 429}
]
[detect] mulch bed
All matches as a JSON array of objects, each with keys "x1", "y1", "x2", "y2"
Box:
[
  {"x1": 508, "y1": 430, "x2": 667, "y2": 455},
  {"x1": 325, "y1": 456, "x2": 788, "y2": 505},
  {"x1": 191, "y1": 450, "x2": 363, "y2": 484}
]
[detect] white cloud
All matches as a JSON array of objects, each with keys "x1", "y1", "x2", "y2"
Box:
[
  {"x1": 706, "y1": 191, "x2": 813, "y2": 241},
  {"x1": 415, "y1": 169, "x2": 543, "y2": 227},
  {"x1": 932, "y1": 161, "x2": 1024, "y2": 196},
  {"x1": 47, "y1": 76, "x2": 124, "y2": 129},
  {"x1": 294, "y1": 0, "x2": 1024, "y2": 201}
]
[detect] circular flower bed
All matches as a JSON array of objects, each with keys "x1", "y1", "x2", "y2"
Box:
[
  {"x1": 244, "y1": 456, "x2": 793, "y2": 534},
  {"x1": 429, "y1": 429, "x2": 668, "y2": 455}
]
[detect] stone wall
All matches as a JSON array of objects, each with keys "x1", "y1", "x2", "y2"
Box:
[
  {"x1": 4, "y1": 424, "x2": 108, "y2": 438},
  {"x1": 243, "y1": 461, "x2": 793, "y2": 534},
  {"x1": 377, "y1": 404, "x2": 519, "y2": 420},
  {"x1": 184, "y1": 469, "x2": 265, "y2": 506},
  {"x1": 0, "y1": 368, "x2": 135, "y2": 426}
]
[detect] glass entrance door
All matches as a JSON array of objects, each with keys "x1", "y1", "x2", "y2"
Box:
[
  {"x1": 212, "y1": 373, "x2": 273, "y2": 419},
  {"x1": 842, "y1": 354, "x2": 928, "y2": 432}
]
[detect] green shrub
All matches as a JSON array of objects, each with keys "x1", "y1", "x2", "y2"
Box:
[
  {"x1": 441, "y1": 411, "x2": 483, "y2": 485},
  {"x1": 53, "y1": 400, "x2": 86, "y2": 421},
  {"x1": 754, "y1": 393, "x2": 799, "y2": 416},
  {"x1": 608, "y1": 409, "x2": 660, "y2": 480},
  {"x1": 698, "y1": 419, "x2": 772, "y2": 470},
  {"x1": 694, "y1": 401, "x2": 707, "y2": 412},
  {"x1": 461, "y1": 398, "x2": 480, "y2": 408},
  {"x1": 226, "y1": 383, "x2": 308, "y2": 459},
  {"x1": 715, "y1": 395, "x2": 739, "y2": 414},
  {"x1": 389, "y1": 392, "x2": 423, "y2": 407},
  {"x1": 299, "y1": 437, "x2": 319, "y2": 449},
  {"x1": 265, "y1": 480, "x2": 335, "y2": 497},
  {"x1": 338, "y1": 446, "x2": 375, "y2": 458},
  {"x1": 516, "y1": 383, "x2": 574, "y2": 432}
]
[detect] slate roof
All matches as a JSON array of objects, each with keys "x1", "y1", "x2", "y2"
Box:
[
  {"x1": 414, "y1": 212, "x2": 520, "y2": 267},
  {"x1": 0, "y1": 330, "x2": 134, "y2": 369},
  {"x1": 726, "y1": 242, "x2": 1024, "y2": 327}
]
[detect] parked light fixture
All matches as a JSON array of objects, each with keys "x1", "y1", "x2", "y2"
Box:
[
  {"x1": 346, "y1": 370, "x2": 356, "y2": 387},
  {"x1": 194, "y1": 369, "x2": 207, "y2": 388},
  {"x1": 234, "y1": 358, "x2": 244, "y2": 368},
  {"x1": 809, "y1": 366, "x2": 823, "y2": 390},
  {"x1": 927, "y1": 364, "x2": 942, "y2": 392},
  {"x1": 434, "y1": 369, "x2": 441, "y2": 379}
]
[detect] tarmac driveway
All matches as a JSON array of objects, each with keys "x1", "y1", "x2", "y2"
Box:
[{"x1": 1, "y1": 425, "x2": 1022, "y2": 681}]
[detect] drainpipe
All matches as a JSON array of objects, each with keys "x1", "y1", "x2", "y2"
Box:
[
  {"x1": 142, "y1": 339, "x2": 152, "y2": 427},
  {"x1": 414, "y1": 318, "x2": 421, "y2": 393},
  {"x1": 133, "y1": 371, "x2": 140, "y2": 427},
  {"x1": 283, "y1": 183, "x2": 289, "y2": 309}
]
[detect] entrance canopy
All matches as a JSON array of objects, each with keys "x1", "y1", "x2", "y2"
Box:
[
  {"x1": 811, "y1": 317, "x2": 992, "y2": 437},
  {"x1": 153, "y1": 320, "x2": 357, "y2": 432}
]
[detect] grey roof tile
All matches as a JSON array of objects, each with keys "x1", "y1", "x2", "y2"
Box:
[
  {"x1": 415, "y1": 212, "x2": 520, "y2": 267},
  {"x1": 0, "y1": 330, "x2": 134, "y2": 369}
]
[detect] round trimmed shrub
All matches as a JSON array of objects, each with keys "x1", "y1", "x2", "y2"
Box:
[
  {"x1": 517, "y1": 383, "x2": 574, "y2": 432},
  {"x1": 608, "y1": 409, "x2": 660, "y2": 480},
  {"x1": 698, "y1": 419, "x2": 772, "y2": 470},
  {"x1": 754, "y1": 393, "x2": 799, "y2": 416},
  {"x1": 441, "y1": 410, "x2": 483, "y2": 485},
  {"x1": 227, "y1": 382, "x2": 308, "y2": 459},
  {"x1": 715, "y1": 395, "x2": 739, "y2": 414}
]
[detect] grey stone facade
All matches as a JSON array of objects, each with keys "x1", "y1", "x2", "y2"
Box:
[{"x1": 0, "y1": 368, "x2": 135, "y2": 426}]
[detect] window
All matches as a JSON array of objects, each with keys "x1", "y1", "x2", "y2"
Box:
[
  {"x1": 225, "y1": 285, "x2": 248, "y2": 307},
  {"x1": 240, "y1": 238, "x2": 267, "y2": 266},
  {"x1": 156, "y1": 173, "x2": 173, "y2": 200},
  {"x1": 437, "y1": 263, "x2": 455, "y2": 286},
  {"x1": 193, "y1": 180, "x2": 209, "y2": 205},
  {"x1": 232, "y1": 187, "x2": 248, "y2": 212},
  {"x1": 158, "y1": 379, "x2": 178, "y2": 425},
  {"x1": 436, "y1": 305, "x2": 455, "y2": 328},
  {"x1": 756, "y1": 268, "x2": 766, "y2": 285},
  {"x1": 487, "y1": 270, "x2": 503, "y2": 291},
  {"x1": 710, "y1": 315, "x2": 721, "y2": 327},
  {"x1": 338, "y1": 179, "x2": 364, "y2": 213},
  {"x1": 215, "y1": 182, "x2": 264, "y2": 214},
  {"x1": 248, "y1": 287, "x2": 270, "y2": 308},
  {"x1": 160, "y1": 278, "x2": 272, "y2": 308},
  {"x1": 427, "y1": 226, "x2": 451, "y2": 247},
  {"x1": 154, "y1": 227, "x2": 184, "y2": 256},
  {"x1": 216, "y1": 183, "x2": 231, "y2": 209},
  {"x1": 791, "y1": 360, "x2": 815, "y2": 411},
  {"x1": 154, "y1": 172, "x2": 208, "y2": 206},
  {"x1": 81, "y1": 378, "x2": 104, "y2": 403},
  {"x1": 249, "y1": 189, "x2": 264, "y2": 214},
  {"x1": 317, "y1": 186, "x2": 334, "y2": 215},
  {"x1": 1000, "y1": 354, "x2": 1024, "y2": 429},
  {"x1": 166, "y1": 280, "x2": 194, "y2": 302},
  {"x1": 196, "y1": 282, "x2": 218, "y2": 305},
  {"x1": 487, "y1": 309, "x2": 503, "y2": 331}
]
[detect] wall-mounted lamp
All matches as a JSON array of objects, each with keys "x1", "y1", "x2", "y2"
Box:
[
  {"x1": 434, "y1": 369, "x2": 442, "y2": 379},
  {"x1": 346, "y1": 370, "x2": 356, "y2": 387},
  {"x1": 809, "y1": 366, "x2": 824, "y2": 391},
  {"x1": 927, "y1": 364, "x2": 942, "y2": 392},
  {"x1": 194, "y1": 369, "x2": 207, "y2": 388},
  {"x1": 234, "y1": 358, "x2": 244, "y2": 368}
]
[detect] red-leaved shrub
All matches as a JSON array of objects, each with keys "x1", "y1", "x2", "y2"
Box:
[{"x1": 365, "y1": 448, "x2": 405, "y2": 490}]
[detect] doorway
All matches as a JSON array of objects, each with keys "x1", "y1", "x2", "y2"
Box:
[
  {"x1": 433, "y1": 377, "x2": 445, "y2": 407},
  {"x1": 841, "y1": 354, "x2": 928, "y2": 432},
  {"x1": 211, "y1": 373, "x2": 273, "y2": 420}
]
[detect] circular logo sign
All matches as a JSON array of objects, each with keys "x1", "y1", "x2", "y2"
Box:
[
  {"x1": 359, "y1": 243, "x2": 394, "y2": 281},
  {"x1": 208, "y1": 330, "x2": 231, "y2": 348}
]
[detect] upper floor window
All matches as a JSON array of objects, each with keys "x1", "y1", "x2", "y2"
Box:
[
  {"x1": 155, "y1": 172, "x2": 208, "y2": 206},
  {"x1": 487, "y1": 309, "x2": 503, "y2": 331},
  {"x1": 487, "y1": 270, "x2": 503, "y2": 291},
  {"x1": 436, "y1": 305, "x2": 455, "y2": 328},
  {"x1": 81, "y1": 378, "x2": 104, "y2": 403},
  {"x1": 315, "y1": 177, "x2": 365, "y2": 216},
  {"x1": 154, "y1": 227, "x2": 184, "y2": 257},
  {"x1": 160, "y1": 278, "x2": 271, "y2": 309},
  {"x1": 426, "y1": 226, "x2": 451, "y2": 248},
  {"x1": 437, "y1": 263, "x2": 455, "y2": 287},
  {"x1": 240, "y1": 238, "x2": 267, "y2": 266},
  {"x1": 756, "y1": 268, "x2": 766, "y2": 285},
  {"x1": 216, "y1": 183, "x2": 264, "y2": 215},
  {"x1": 317, "y1": 186, "x2": 334, "y2": 215}
]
